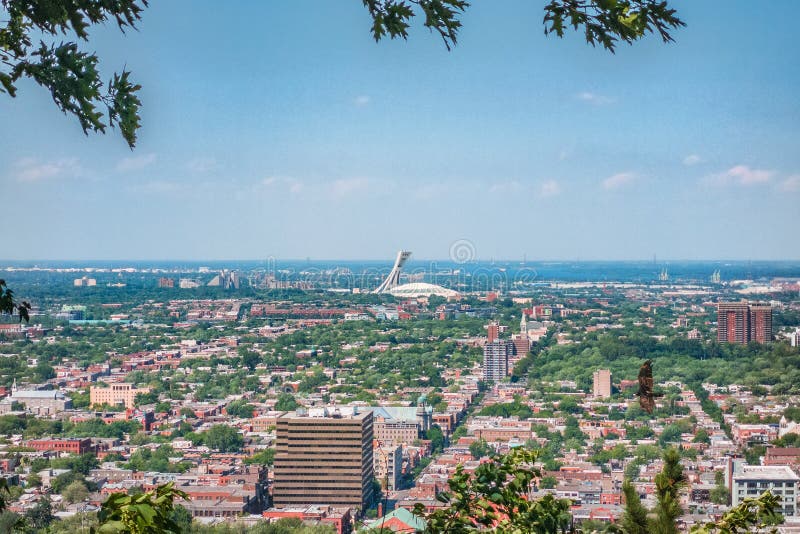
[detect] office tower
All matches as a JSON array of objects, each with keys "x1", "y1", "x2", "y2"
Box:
[
  {"x1": 273, "y1": 408, "x2": 374, "y2": 510},
  {"x1": 593, "y1": 369, "x2": 612, "y2": 398},
  {"x1": 483, "y1": 340, "x2": 513, "y2": 383},
  {"x1": 717, "y1": 302, "x2": 772, "y2": 344}
]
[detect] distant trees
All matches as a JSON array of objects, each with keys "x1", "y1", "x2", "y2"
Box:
[
  {"x1": 62, "y1": 480, "x2": 90, "y2": 504},
  {"x1": 468, "y1": 438, "x2": 493, "y2": 460},
  {"x1": 195, "y1": 424, "x2": 243, "y2": 453},
  {"x1": 426, "y1": 425, "x2": 446, "y2": 454},
  {"x1": 477, "y1": 398, "x2": 532, "y2": 419},
  {"x1": 244, "y1": 448, "x2": 276, "y2": 466},
  {"x1": 275, "y1": 393, "x2": 299, "y2": 412},
  {"x1": 126, "y1": 445, "x2": 190, "y2": 473},
  {"x1": 226, "y1": 399, "x2": 256, "y2": 419},
  {"x1": 710, "y1": 470, "x2": 729, "y2": 505},
  {"x1": 693, "y1": 428, "x2": 710, "y2": 444},
  {"x1": 25, "y1": 495, "x2": 54, "y2": 531}
]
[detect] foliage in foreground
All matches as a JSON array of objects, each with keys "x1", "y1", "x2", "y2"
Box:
[
  {"x1": 91, "y1": 482, "x2": 188, "y2": 534},
  {"x1": 409, "y1": 448, "x2": 783, "y2": 534},
  {"x1": 0, "y1": 0, "x2": 147, "y2": 147},
  {"x1": 412, "y1": 448, "x2": 572, "y2": 533},
  {"x1": 690, "y1": 492, "x2": 783, "y2": 534}
]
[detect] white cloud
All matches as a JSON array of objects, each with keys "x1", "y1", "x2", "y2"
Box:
[
  {"x1": 130, "y1": 180, "x2": 184, "y2": 194},
  {"x1": 728, "y1": 165, "x2": 773, "y2": 185},
  {"x1": 539, "y1": 179, "x2": 561, "y2": 197},
  {"x1": 353, "y1": 95, "x2": 370, "y2": 107},
  {"x1": 489, "y1": 181, "x2": 523, "y2": 194},
  {"x1": 13, "y1": 157, "x2": 81, "y2": 182},
  {"x1": 780, "y1": 175, "x2": 800, "y2": 192},
  {"x1": 602, "y1": 172, "x2": 636, "y2": 190},
  {"x1": 116, "y1": 153, "x2": 157, "y2": 172},
  {"x1": 261, "y1": 176, "x2": 304, "y2": 194},
  {"x1": 683, "y1": 154, "x2": 703, "y2": 166},
  {"x1": 186, "y1": 157, "x2": 217, "y2": 173},
  {"x1": 706, "y1": 165, "x2": 774, "y2": 186},
  {"x1": 415, "y1": 182, "x2": 451, "y2": 201},
  {"x1": 576, "y1": 91, "x2": 614, "y2": 105},
  {"x1": 331, "y1": 177, "x2": 372, "y2": 198}
]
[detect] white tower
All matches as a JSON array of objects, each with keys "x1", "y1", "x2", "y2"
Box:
[{"x1": 374, "y1": 251, "x2": 412, "y2": 293}]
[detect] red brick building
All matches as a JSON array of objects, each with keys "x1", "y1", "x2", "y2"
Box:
[{"x1": 24, "y1": 438, "x2": 94, "y2": 455}]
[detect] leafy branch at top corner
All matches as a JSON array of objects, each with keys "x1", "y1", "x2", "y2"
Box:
[
  {"x1": 362, "y1": 0, "x2": 469, "y2": 51},
  {"x1": 0, "y1": 0, "x2": 148, "y2": 148},
  {"x1": 0, "y1": 279, "x2": 31, "y2": 323},
  {"x1": 543, "y1": 0, "x2": 685, "y2": 53}
]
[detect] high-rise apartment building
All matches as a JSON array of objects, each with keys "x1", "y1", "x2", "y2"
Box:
[
  {"x1": 483, "y1": 340, "x2": 514, "y2": 383},
  {"x1": 717, "y1": 302, "x2": 772, "y2": 344},
  {"x1": 749, "y1": 304, "x2": 773, "y2": 344},
  {"x1": 487, "y1": 321, "x2": 500, "y2": 343},
  {"x1": 273, "y1": 408, "x2": 374, "y2": 510},
  {"x1": 593, "y1": 369, "x2": 612, "y2": 398}
]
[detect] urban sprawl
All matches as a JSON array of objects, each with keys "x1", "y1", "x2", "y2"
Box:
[{"x1": 1, "y1": 257, "x2": 800, "y2": 533}]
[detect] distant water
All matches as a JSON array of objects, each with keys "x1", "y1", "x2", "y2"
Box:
[{"x1": 3, "y1": 260, "x2": 800, "y2": 283}]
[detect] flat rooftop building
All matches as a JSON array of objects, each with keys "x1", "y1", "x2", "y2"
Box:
[
  {"x1": 273, "y1": 408, "x2": 374, "y2": 511},
  {"x1": 732, "y1": 465, "x2": 799, "y2": 518}
]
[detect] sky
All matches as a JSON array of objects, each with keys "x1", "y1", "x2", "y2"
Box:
[{"x1": 1, "y1": 0, "x2": 799, "y2": 261}]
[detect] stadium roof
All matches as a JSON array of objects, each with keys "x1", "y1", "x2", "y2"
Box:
[{"x1": 388, "y1": 282, "x2": 458, "y2": 298}]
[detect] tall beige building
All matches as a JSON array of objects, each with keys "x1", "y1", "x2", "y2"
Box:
[
  {"x1": 90, "y1": 383, "x2": 150, "y2": 409},
  {"x1": 592, "y1": 369, "x2": 612, "y2": 398},
  {"x1": 273, "y1": 408, "x2": 374, "y2": 510}
]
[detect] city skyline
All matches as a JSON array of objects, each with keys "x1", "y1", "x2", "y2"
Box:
[{"x1": 2, "y1": 1, "x2": 799, "y2": 261}]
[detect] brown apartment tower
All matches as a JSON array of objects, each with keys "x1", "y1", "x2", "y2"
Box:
[
  {"x1": 273, "y1": 409, "x2": 374, "y2": 510},
  {"x1": 717, "y1": 302, "x2": 772, "y2": 344}
]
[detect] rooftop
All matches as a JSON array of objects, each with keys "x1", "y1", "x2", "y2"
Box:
[{"x1": 733, "y1": 465, "x2": 800, "y2": 482}]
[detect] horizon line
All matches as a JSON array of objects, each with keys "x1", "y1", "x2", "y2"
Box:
[{"x1": 3, "y1": 258, "x2": 800, "y2": 264}]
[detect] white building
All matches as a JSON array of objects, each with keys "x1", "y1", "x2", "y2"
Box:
[
  {"x1": 732, "y1": 465, "x2": 798, "y2": 517},
  {"x1": 0, "y1": 386, "x2": 72, "y2": 415}
]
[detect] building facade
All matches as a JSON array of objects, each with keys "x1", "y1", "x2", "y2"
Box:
[
  {"x1": 732, "y1": 465, "x2": 798, "y2": 517},
  {"x1": 90, "y1": 383, "x2": 150, "y2": 409},
  {"x1": 373, "y1": 444, "x2": 402, "y2": 492},
  {"x1": 273, "y1": 409, "x2": 374, "y2": 510},
  {"x1": 24, "y1": 438, "x2": 94, "y2": 455},
  {"x1": 717, "y1": 302, "x2": 772, "y2": 344},
  {"x1": 482, "y1": 340, "x2": 514, "y2": 383},
  {"x1": 592, "y1": 370, "x2": 612, "y2": 398},
  {"x1": 0, "y1": 388, "x2": 72, "y2": 415}
]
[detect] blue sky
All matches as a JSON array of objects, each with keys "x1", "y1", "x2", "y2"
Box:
[{"x1": 2, "y1": 0, "x2": 799, "y2": 261}]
